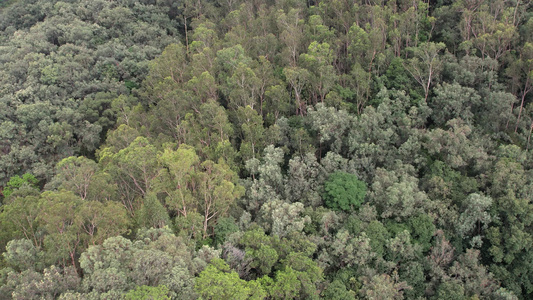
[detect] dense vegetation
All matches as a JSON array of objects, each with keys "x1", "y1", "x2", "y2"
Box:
[{"x1": 0, "y1": 0, "x2": 532, "y2": 299}]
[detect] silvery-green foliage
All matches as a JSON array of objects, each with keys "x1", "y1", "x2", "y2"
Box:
[
  {"x1": 347, "y1": 89, "x2": 430, "y2": 180},
  {"x1": 320, "y1": 152, "x2": 358, "y2": 175},
  {"x1": 307, "y1": 103, "x2": 353, "y2": 154},
  {"x1": 161, "y1": 262, "x2": 196, "y2": 300},
  {"x1": 57, "y1": 292, "x2": 87, "y2": 299},
  {"x1": 457, "y1": 193, "x2": 493, "y2": 248},
  {"x1": 2, "y1": 265, "x2": 80, "y2": 300},
  {"x1": 284, "y1": 152, "x2": 326, "y2": 207},
  {"x1": 368, "y1": 163, "x2": 429, "y2": 220},
  {"x1": 259, "y1": 199, "x2": 311, "y2": 238},
  {"x1": 79, "y1": 233, "x2": 200, "y2": 298},
  {"x1": 430, "y1": 83, "x2": 481, "y2": 126},
  {"x1": 3, "y1": 239, "x2": 41, "y2": 272},
  {"x1": 330, "y1": 230, "x2": 376, "y2": 269},
  {"x1": 192, "y1": 245, "x2": 221, "y2": 275},
  {"x1": 242, "y1": 146, "x2": 285, "y2": 215},
  {"x1": 423, "y1": 119, "x2": 490, "y2": 172}
]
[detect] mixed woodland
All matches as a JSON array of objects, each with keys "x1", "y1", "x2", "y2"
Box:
[{"x1": 0, "y1": 0, "x2": 533, "y2": 299}]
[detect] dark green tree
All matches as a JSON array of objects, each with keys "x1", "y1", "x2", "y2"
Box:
[{"x1": 323, "y1": 172, "x2": 366, "y2": 212}]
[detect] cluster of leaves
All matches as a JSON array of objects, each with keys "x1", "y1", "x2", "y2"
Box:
[
  {"x1": 1, "y1": 0, "x2": 533, "y2": 299},
  {"x1": 0, "y1": 0, "x2": 181, "y2": 183}
]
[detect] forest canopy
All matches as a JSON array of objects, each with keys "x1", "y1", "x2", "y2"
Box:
[{"x1": 0, "y1": 0, "x2": 532, "y2": 299}]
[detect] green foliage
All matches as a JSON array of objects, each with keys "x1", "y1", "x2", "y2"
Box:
[
  {"x1": 2, "y1": 173, "x2": 39, "y2": 199},
  {"x1": 46, "y1": 156, "x2": 117, "y2": 202},
  {"x1": 430, "y1": 83, "x2": 481, "y2": 126},
  {"x1": 365, "y1": 220, "x2": 389, "y2": 257},
  {"x1": 195, "y1": 258, "x2": 266, "y2": 300},
  {"x1": 381, "y1": 57, "x2": 417, "y2": 99},
  {"x1": 269, "y1": 267, "x2": 300, "y2": 299},
  {"x1": 238, "y1": 227, "x2": 279, "y2": 277},
  {"x1": 322, "y1": 279, "x2": 357, "y2": 300},
  {"x1": 0, "y1": 265, "x2": 80, "y2": 299},
  {"x1": 369, "y1": 165, "x2": 429, "y2": 220},
  {"x1": 3, "y1": 239, "x2": 41, "y2": 272},
  {"x1": 434, "y1": 281, "x2": 467, "y2": 300},
  {"x1": 330, "y1": 230, "x2": 376, "y2": 269},
  {"x1": 213, "y1": 217, "x2": 238, "y2": 246},
  {"x1": 136, "y1": 193, "x2": 171, "y2": 229},
  {"x1": 0, "y1": 190, "x2": 42, "y2": 252},
  {"x1": 0, "y1": 0, "x2": 18, "y2": 9},
  {"x1": 322, "y1": 172, "x2": 366, "y2": 212},
  {"x1": 79, "y1": 233, "x2": 197, "y2": 298},
  {"x1": 0, "y1": 0, "x2": 180, "y2": 184},
  {"x1": 407, "y1": 214, "x2": 436, "y2": 252},
  {"x1": 275, "y1": 252, "x2": 324, "y2": 300},
  {"x1": 124, "y1": 285, "x2": 171, "y2": 300},
  {"x1": 1, "y1": 0, "x2": 533, "y2": 298}
]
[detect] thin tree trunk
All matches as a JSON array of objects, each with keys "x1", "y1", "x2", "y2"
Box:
[
  {"x1": 184, "y1": 17, "x2": 189, "y2": 53},
  {"x1": 527, "y1": 121, "x2": 533, "y2": 151},
  {"x1": 515, "y1": 79, "x2": 531, "y2": 132}
]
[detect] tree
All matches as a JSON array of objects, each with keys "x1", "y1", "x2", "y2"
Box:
[
  {"x1": 1, "y1": 265, "x2": 80, "y2": 300},
  {"x1": 136, "y1": 193, "x2": 170, "y2": 229},
  {"x1": 321, "y1": 278, "x2": 357, "y2": 300},
  {"x1": 213, "y1": 217, "x2": 238, "y2": 246},
  {"x1": 269, "y1": 267, "x2": 301, "y2": 299},
  {"x1": 323, "y1": 172, "x2": 366, "y2": 212},
  {"x1": 227, "y1": 64, "x2": 261, "y2": 110},
  {"x1": 359, "y1": 272, "x2": 412, "y2": 300},
  {"x1": 423, "y1": 119, "x2": 489, "y2": 171},
  {"x1": 124, "y1": 285, "x2": 171, "y2": 300},
  {"x1": 434, "y1": 281, "x2": 466, "y2": 300},
  {"x1": 264, "y1": 84, "x2": 292, "y2": 122},
  {"x1": 80, "y1": 232, "x2": 198, "y2": 297},
  {"x1": 37, "y1": 190, "x2": 83, "y2": 268},
  {"x1": 242, "y1": 145, "x2": 285, "y2": 216},
  {"x1": 0, "y1": 0, "x2": 180, "y2": 186},
  {"x1": 3, "y1": 239, "x2": 41, "y2": 272},
  {"x1": 467, "y1": 2, "x2": 518, "y2": 62},
  {"x1": 507, "y1": 42, "x2": 533, "y2": 133},
  {"x1": 456, "y1": 193, "x2": 492, "y2": 248},
  {"x1": 235, "y1": 105, "x2": 266, "y2": 162},
  {"x1": 196, "y1": 160, "x2": 244, "y2": 238},
  {"x1": 329, "y1": 230, "x2": 375, "y2": 269},
  {"x1": 157, "y1": 144, "x2": 199, "y2": 218},
  {"x1": 144, "y1": 43, "x2": 189, "y2": 88},
  {"x1": 0, "y1": 190, "x2": 42, "y2": 249},
  {"x1": 176, "y1": 99, "x2": 235, "y2": 163},
  {"x1": 346, "y1": 19, "x2": 388, "y2": 111},
  {"x1": 195, "y1": 258, "x2": 267, "y2": 300},
  {"x1": 76, "y1": 200, "x2": 130, "y2": 247},
  {"x1": 300, "y1": 41, "x2": 337, "y2": 103},
  {"x1": 100, "y1": 137, "x2": 160, "y2": 216},
  {"x1": 448, "y1": 249, "x2": 501, "y2": 298},
  {"x1": 307, "y1": 104, "x2": 353, "y2": 155},
  {"x1": 486, "y1": 153, "x2": 533, "y2": 297},
  {"x1": 2, "y1": 173, "x2": 39, "y2": 200},
  {"x1": 237, "y1": 227, "x2": 279, "y2": 277},
  {"x1": 47, "y1": 156, "x2": 97, "y2": 200},
  {"x1": 274, "y1": 252, "x2": 324, "y2": 300},
  {"x1": 276, "y1": 8, "x2": 305, "y2": 66},
  {"x1": 259, "y1": 199, "x2": 310, "y2": 238},
  {"x1": 369, "y1": 166, "x2": 429, "y2": 220},
  {"x1": 403, "y1": 42, "x2": 446, "y2": 102},
  {"x1": 284, "y1": 152, "x2": 326, "y2": 207},
  {"x1": 283, "y1": 66, "x2": 310, "y2": 116},
  {"x1": 406, "y1": 214, "x2": 436, "y2": 253},
  {"x1": 429, "y1": 82, "x2": 481, "y2": 126}
]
